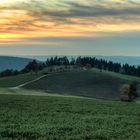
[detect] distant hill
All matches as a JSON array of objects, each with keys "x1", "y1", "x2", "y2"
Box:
[
  {"x1": 0, "y1": 56, "x2": 33, "y2": 71},
  {"x1": 95, "y1": 56, "x2": 140, "y2": 66}
]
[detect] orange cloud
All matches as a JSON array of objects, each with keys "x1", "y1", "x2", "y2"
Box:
[{"x1": 1, "y1": 0, "x2": 140, "y2": 44}]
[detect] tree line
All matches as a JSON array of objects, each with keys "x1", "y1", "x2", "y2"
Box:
[
  {"x1": 45, "y1": 56, "x2": 140, "y2": 76},
  {"x1": 1, "y1": 56, "x2": 140, "y2": 77}
]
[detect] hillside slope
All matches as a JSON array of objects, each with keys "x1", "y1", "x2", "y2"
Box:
[
  {"x1": 0, "y1": 73, "x2": 42, "y2": 87},
  {"x1": 24, "y1": 69, "x2": 140, "y2": 100}
]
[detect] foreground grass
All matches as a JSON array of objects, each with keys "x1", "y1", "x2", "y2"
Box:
[{"x1": 0, "y1": 92, "x2": 140, "y2": 140}]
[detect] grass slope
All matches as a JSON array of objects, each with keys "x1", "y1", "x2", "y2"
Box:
[
  {"x1": 0, "y1": 92, "x2": 139, "y2": 140},
  {"x1": 24, "y1": 69, "x2": 140, "y2": 100},
  {"x1": 0, "y1": 73, "x2": 42, "y2": 87}
]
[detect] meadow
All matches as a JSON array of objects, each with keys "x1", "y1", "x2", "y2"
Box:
[
  {"x1": 0, "y1": 91, "x2": 140, "y2": 140},
  {"x1": 0, "y1": 69, "x2": 139, "y2": 139},
  {"x1": 0, "y1": 73, "x2": 42, "y2": 87}
]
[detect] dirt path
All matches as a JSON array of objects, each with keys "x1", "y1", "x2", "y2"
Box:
[{"x1": 9, "y1": 74, "x2": 47, "y2": 90}]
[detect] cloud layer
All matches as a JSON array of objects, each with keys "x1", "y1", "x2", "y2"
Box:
[
  {"x1": 0, "y1": 0, "x2": 140, "y2": 50},
  {"x1": 1, "y1": 1, "x2": 140, "y2": 32}
]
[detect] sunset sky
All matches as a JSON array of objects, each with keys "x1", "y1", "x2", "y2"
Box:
[{"x1": 0, "y1": 0, "x2": 140, "y2": 56}]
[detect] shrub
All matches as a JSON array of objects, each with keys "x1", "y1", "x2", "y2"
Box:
[
  {"x1": 120, "y1": 82, "x2": 139, "y2": 101},
  {"x1": 120, "y1": 84, "x2": 132, "y2": 101}
]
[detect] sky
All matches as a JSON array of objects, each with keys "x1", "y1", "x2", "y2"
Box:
[{"x1": 0, "y1": 0, "x2": 140, "y2": 56}]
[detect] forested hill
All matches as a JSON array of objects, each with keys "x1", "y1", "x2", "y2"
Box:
[
  {"x1": 24, "y1": 55, "x2": 140, "y2": 66},
  {"x1": 0, "y1": 56, "x2": 33, "y2": 71}
]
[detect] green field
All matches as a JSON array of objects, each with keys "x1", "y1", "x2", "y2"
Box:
[
  {"x1": 24, "y1": 69, "x2": 140, "y2": 100},
  {"x1": 0, "y1": 91, "x2": 140, "y2": 140},
  {"x1": 0, "y1": 69, "x2": 139, "y2": 139}
]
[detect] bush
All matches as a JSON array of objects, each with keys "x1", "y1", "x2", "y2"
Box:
[
  {"x1": 120, "y1": 84, "x2": 132, "y2": 101},
  {"x1": 120, "y1": 82, "x2": 139, "y2": 101}
]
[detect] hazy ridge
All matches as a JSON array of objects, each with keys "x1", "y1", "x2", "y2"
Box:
[{"x1": 0, "y1": 56, "x2": 33, "y2": 71}]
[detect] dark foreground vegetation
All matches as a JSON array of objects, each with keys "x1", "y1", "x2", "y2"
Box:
[{"x1": 0, "y1": 94, "x2": 139, "y2": 140}]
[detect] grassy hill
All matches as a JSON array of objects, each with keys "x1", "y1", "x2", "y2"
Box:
[
  {"x1": 0, "y1": 68, "x2": 140, "y2": 100},
  {"x1": 0, "y1": 90, "x2": 139, "y2": 140},
  {"x1": 0, "y1": 73, "x2": 42, "y2": 87},
  {"x1": 23, "y1": 69, "x2": 140, "y2": 100}
]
